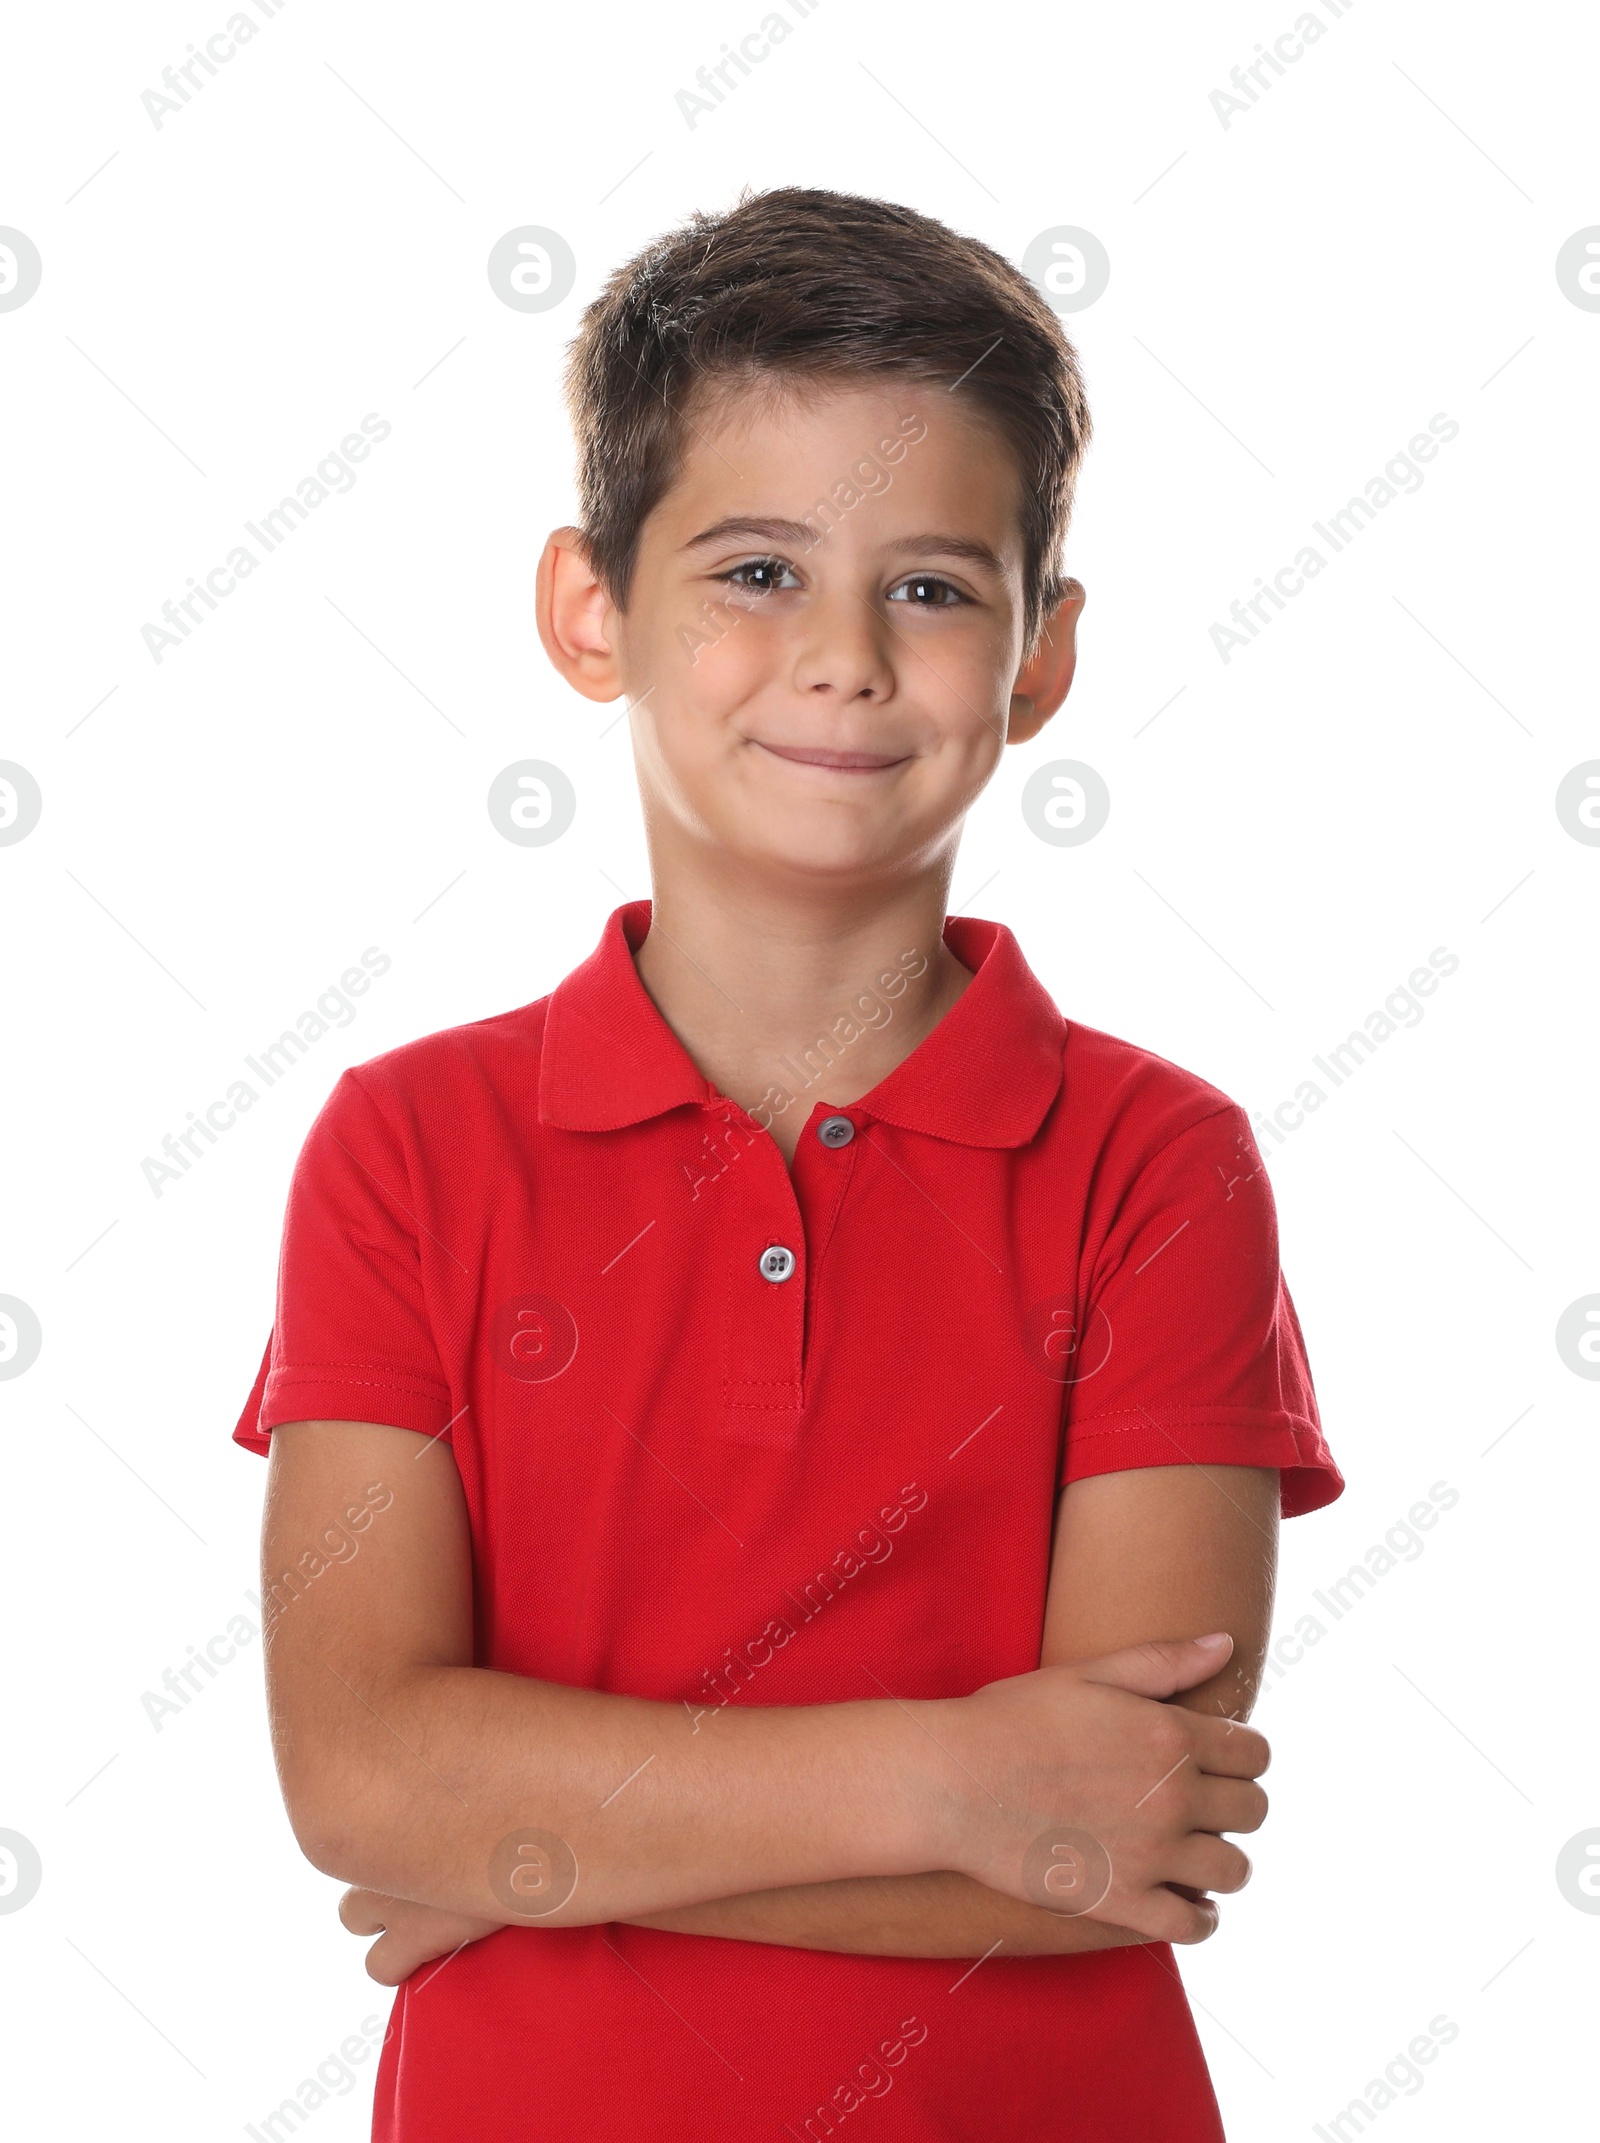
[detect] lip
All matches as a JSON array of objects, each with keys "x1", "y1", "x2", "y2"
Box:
[{"x1": 753, "y1": 741, "x2": 910, "y2": 772}]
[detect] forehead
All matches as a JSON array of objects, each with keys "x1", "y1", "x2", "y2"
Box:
[{"x1": 653, "y1": 372, "x2": 1024, "y2": 547}]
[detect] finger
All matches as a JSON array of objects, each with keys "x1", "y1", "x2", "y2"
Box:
[
  {"x1": 1191, "y1": 1775, "x2": 1269, "y2": 1836},
  {"x1": 363, "y1": 1934, "x2": 413, "y2": 1988},
  {"x1": 1189, "y1": 1714, "x2": 1270, "y2": 1779},
  {"x1": 339, "y1": 1888, "x2": 394, "y2": 1937},
  {"x1": 1077, "y1": 1634, "x2": 1234, "y2": 1702},
  {"x1": 1167, "y1": 1835, "x2": 1252, "y2": 1897},
  {"x1": 1100, "y1": 1883, "x2": 1219, "y2": 1947}
]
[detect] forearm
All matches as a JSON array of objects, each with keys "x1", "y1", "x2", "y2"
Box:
[
  {"x1": 637, "y1": 1560, "x2": 1242, "y2": 1961},
  {"x1": 277, "y1": 1434, "x2": 1274, "y2": 1965},
  {"x1": 278, "y1": 1658, "x2": 948, "y2": 1928},
  {"x1": 625, "y1": 1871, "x2": 1149, "y2": 1960}
]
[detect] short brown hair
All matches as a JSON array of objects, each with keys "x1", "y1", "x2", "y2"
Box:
[{"x1": 563, "y1": 187, "x2": 1091, "y2": 651}]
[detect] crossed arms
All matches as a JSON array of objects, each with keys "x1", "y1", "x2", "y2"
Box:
[{"x1": 261, "y1": 1420, "x2": 1278, "y2": 1976}]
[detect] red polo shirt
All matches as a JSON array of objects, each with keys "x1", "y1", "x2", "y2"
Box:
[{"x1": 235, "y1": 898, "x2": 1341, "y2": 2143}]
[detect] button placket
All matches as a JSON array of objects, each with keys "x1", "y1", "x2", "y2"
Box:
[
  {"x1": 788, "y1": 1106, "x2": 861, "y2": 1301},
  {"x1": 715, "y1": 1112, "x2": 807, "y2": 1446}
]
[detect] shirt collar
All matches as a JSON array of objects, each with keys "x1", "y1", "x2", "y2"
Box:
[{"x1": 539, "y1": 898, "x2": 1065, "y2": 1149}]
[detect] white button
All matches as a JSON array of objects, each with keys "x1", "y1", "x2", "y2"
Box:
[
  {"x1": 817, "y1": 1114, "x2": 855, "y2": 1148},
  {"x1": 758, "y1": 1245, "x2": 797, "y2": 1283}
]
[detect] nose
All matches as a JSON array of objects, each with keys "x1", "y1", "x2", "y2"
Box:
[{"x1": 789, "y1": 586, "x2": 896, "y2": 703}]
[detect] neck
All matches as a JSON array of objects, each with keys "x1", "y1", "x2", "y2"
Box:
[{"x1": 631, "y1": 863, "x2": 974, "y2": 1156}]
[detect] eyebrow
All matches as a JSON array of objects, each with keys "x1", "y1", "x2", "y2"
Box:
[{"x1": 681, "y1": 515, "x2": 1007, "y2": 575}]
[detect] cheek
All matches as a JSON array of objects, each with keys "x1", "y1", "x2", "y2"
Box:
[
  {"x1": 939, "y1": 723, "x2": 1008, "y2": 809},
  {"x1": 918, "y1": 612, "x2": 1015, "y2": 701},
  {"x1": 916, "y1": 635, "x2": 1012, "y2": 753},
  {"x1": 643, "y1": 590, "x2": 771, "y2": 704},
  {"x1": 685, "y1": 613, "x2": 774, "y2": 696},
  {"x1": 630, "y1": 663, "x2": 758, "y2": 822}
]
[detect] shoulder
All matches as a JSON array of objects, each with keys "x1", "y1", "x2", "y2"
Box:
[
  {"x1": 1058, "y1": 1011, "x2": 1268, "y2": 1217},
  {"x1": 319, "y1": 994, "x2": 556, "y2": 1146},
  {"x1": 1057, "y1": 1016, "x2": 1249, "y2": 1169},
  {"x1": 1048, "y1": 1018, "x2": 1278, "y2": 1254}
]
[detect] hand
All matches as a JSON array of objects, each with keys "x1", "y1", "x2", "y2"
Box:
[
  {"x1": 929, "y1": 1633, "x2": 1268, "y2": 1946},
  {"x1": 338, "y1": 1886, "x2": 507, "y2": 1986}
]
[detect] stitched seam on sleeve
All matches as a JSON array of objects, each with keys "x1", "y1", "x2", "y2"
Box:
[
  {"x1": 1068, "y1": 1407, "x2": 1320, "y2": 1441},
  {"x1": 268, "y1": 1367, "x2": 450, "y2": 1396}
]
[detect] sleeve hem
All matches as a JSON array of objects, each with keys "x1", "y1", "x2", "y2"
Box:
[
  {"x1": 233, "y1": 1369, "x2": 454, "y2": 1457},
  {"x1": 1061, "y1": 1406, "x2": 1344, "y2": 1517}
]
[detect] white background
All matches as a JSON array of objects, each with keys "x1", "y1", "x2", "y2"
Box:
[{"x1": 1, "y1": 1, "x2": 1596, "y2": 2135}]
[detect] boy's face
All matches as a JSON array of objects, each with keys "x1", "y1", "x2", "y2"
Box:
[{"x1": 540, "y1": 378, "x2": 1081, "y2": 891}]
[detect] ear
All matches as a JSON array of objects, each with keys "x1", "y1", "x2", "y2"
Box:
[
  {"x1": 535, "y1": 526, "x2": 624, "y2": 702},
  {"x1": 1006, "y1": 579, "x2": 1086, "y2": 746}
]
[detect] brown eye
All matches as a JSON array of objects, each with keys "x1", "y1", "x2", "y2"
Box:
[
  {"x1": 888, "y1": 574, "x2": 963, "y2": 607},
  {"x1": 721, "y1": 556, "x2": 798, "y2": 594}
]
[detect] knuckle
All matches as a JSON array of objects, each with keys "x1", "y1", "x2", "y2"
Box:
[
  {"x1": 1175, "y1": 1901, "x2": 1218, "y2": 1946},
  {"x1": 1147, "y1": 1710, "x2": 1190, "y2": 1763},
  {"x1": 1216, "y1": 1845, "x2": 1251, "y2": 1892},
  {"x1": 1135, "y1": 1639, "x2": 1177, "y2": 1676},
  {"x1": 1225, "y1": 1782, "x2": 1267, "y2": 1833}
]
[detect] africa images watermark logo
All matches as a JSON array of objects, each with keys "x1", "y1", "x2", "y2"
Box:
[
  {"x1": 0, "y1": 1296, "x2": 44, "y2": 1382},
  {"x1": 140, "y1": 948, "x2": 391, "y2": 1196},
  {"x1": 1259, "y1": 1480, "x2": 1460, "y2": 1693},
  {"x1": 1311, "y1": 2013, "x2": 1459, "y2": 2139},
  {"x1": 1208, "y1": 0, "x2": 1356, "y2": 130},
  {"x1": 139, "y1": 0, "x2": 287, "y2": 129},
  {"x1": 243, "y1": 2010, "x2": 392, "y2": 2143},
  {"x1": 1210, "y1": 415, "x2": 1460, "y2": 663},
  {"x1": 1020, "y1": 761, "x2": 1111, "y2": 846},
  {"x1": 140, "y1": 415, "x2": 392, "y2": 665},
  {"x1": 1250, "y1": 946, "x2": 1459, "y2": 1149},
  {"x1": 140, "y1": 1594, "x2": 263, "y2": 1732},
  {"x1": 685, "y1": 1481, "x2": 929, "y2": 1729},
  {"x1": 783, "y1": 2013, "x2": 929, "y2": 2141},
  {"x1": 674, "y1": 0, "x2": 821, "y2": 129},
  {"x1": 0, "y1": 228, "x2": 43, "y2": 312},
  {"x1": 0, "y1": 1831, "x2": 44, "y2": 1916}
]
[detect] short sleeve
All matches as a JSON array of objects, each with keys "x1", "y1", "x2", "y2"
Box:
[
  {"x1": 232, "y1": 1067, "x2": 454, "y2": 1456},
  {"x1": 1060, "y1": 1104, "x2": 1343, "y2": 1517}
]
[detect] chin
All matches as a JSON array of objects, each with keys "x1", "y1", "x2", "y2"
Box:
[{"x1": 741, "y1": 828, "x2": 898, "y2": 881}]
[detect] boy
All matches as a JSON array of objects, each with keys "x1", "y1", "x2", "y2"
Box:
[{"x1": 236, "y1": 187, "x2": 1342, "y2": 2140}]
